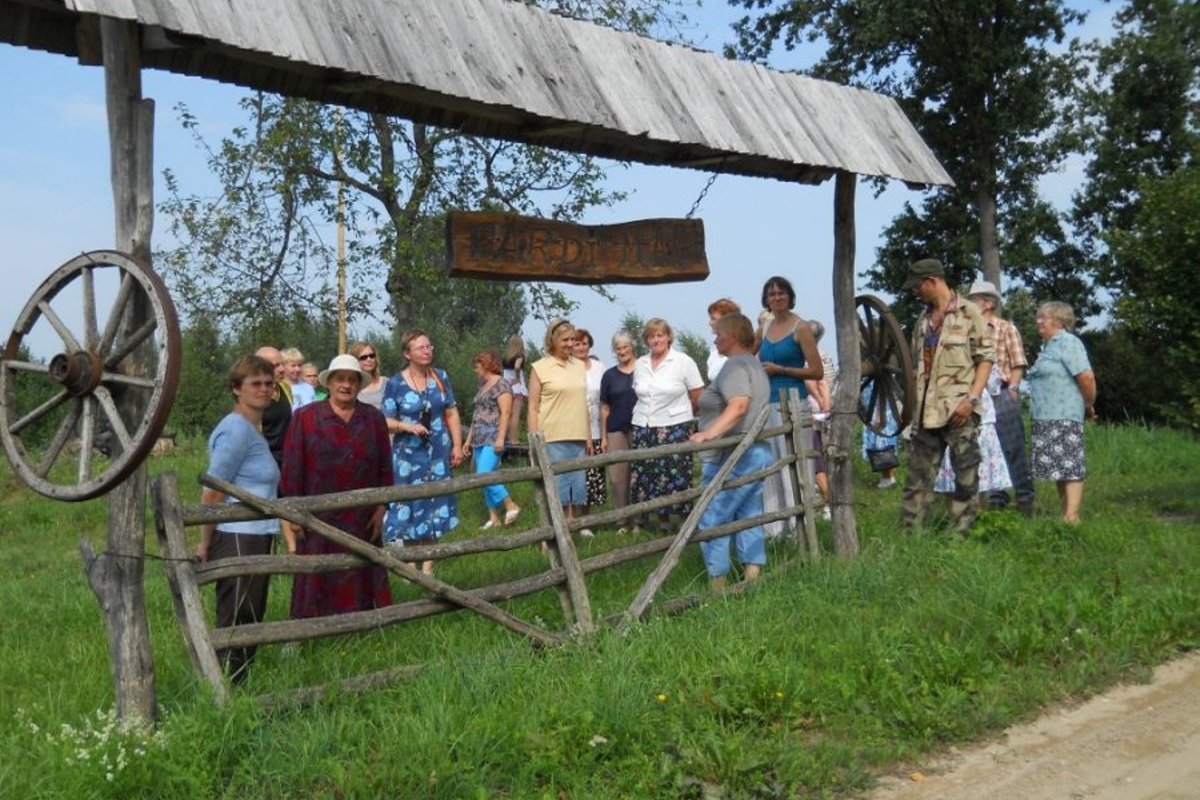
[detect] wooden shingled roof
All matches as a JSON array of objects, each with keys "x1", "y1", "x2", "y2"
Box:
[{"x1": 1, "y1": 0, "x2": 952, "y2": 187}]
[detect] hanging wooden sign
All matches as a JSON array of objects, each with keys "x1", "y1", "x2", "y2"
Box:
[{"x1": 446, "y1": 211, "x2": 708, "y2": 284}]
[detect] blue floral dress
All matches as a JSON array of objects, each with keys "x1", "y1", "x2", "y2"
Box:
[{"x1": 382, "y1": 368, "x2": 460, "y2": 543}]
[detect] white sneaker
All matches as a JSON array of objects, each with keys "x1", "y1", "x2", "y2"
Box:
[
  {"x1": 877, "y1": 477, "x2": 898, "y2": 489},
  {"x1": 579, "y1": 528, "x2": 595, "y2": 538},
  {"x1": 820, "y1": 506, "x2": 831, "y2": 520}
]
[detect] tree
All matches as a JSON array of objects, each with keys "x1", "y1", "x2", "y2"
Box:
[
  {"x1": 731, "y1": 0, "x2": 1084, "y2": 301},
  {"x1": 1071, "y1": 0, "x2": 1199, "y2": 274},
  {"x1": 1104, "y1": 164, "x2": 1200, "y2": 429}
]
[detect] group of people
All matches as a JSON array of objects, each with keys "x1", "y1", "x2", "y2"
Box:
[
  {"x1": 527, "y1": 276, "x2": 824, "y2": 591},
  {"x1": 199, "y1": 263, "x2": 1096, "y2": 681},
  {"x1": 899, "y1": 258, "x2": 1097, "y2": 535}
]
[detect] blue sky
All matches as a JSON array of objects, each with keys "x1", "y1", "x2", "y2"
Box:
[{"x1": 0, "y1": 2, "x2": 1112, "y2": 367}]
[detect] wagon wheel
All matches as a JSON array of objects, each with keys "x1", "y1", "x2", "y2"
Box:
[
  {"x1": 856, "y1": 294, "x2": 914, "y2": 436},
  {"x1": 0, "y1": 251, "x2": 181, "y2": 501}
]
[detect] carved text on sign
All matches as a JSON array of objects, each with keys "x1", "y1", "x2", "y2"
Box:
[{"x1": 446, "y1": 212, "x2": 708, "y2": 284}]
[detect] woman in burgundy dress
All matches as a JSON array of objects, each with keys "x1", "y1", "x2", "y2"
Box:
[{"x1": 282, "y1": 354, "x2": 394, "y2": 618}]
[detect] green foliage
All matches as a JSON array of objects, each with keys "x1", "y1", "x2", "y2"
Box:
[
  {"x1": 1102, "y1": 164, "x2": 1200, "y2": 429},
  {"x1": 2, "y1": 422, "x2": 1198, "y2": 798},
  {"x1": 731, "y1": 0, "x2": 1084, "y2": 306}
]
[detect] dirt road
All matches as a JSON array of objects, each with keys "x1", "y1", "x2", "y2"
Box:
[{"x1": 864, "y1": 652, "x2": 1200, "y2": 800}]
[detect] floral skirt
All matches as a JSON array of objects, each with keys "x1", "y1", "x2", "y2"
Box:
[
  {"x1": 585, "y1": 438, "x2": 608, "y2": 507},
  {"x1": 1031, "y1": 419, "x2": 1087, "y2": 481},
  {"x1": 630, "y1": 421, "x2": 696, "y2": 523}
]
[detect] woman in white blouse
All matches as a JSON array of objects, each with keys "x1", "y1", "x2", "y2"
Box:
[{"x1": 629, "y1": 317, "x2": 704, "y2": 534}]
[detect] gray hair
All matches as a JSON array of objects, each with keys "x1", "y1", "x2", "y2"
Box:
[
  {"x1": 1037, "y1": 301, "x2": 1076, "y2": 332},
  {"x1": 611, "y1": 330, "x2": 636, "y2": 351}
]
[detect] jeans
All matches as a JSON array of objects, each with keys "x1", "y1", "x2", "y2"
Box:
[{"x1": 698, "y1": 443, "x2": 771, "y2": 578}]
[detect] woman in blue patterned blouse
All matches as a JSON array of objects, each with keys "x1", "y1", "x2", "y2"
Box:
[{"x1": 1027, "y1": 302, "x2": 1097, "y2": 523}]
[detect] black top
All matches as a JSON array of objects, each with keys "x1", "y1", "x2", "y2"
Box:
[
  {"x1": 261, "y1": 390, "x2": 292, "y2": 466},
  {"x1": 599, "y1": 366, "x2": 636, "y2": 433}
]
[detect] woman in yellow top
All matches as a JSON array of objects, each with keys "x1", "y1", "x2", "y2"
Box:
[{"x1": 528, "y1": 318, "x2": 592, "y2": 534}]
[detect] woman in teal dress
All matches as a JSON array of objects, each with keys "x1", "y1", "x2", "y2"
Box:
[{"x1": 382, "y1": 329, "x2": 464, "y2": 573}]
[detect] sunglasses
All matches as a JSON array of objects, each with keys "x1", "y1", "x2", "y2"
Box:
[{"x1": 358, "y1": 353, "x2": 377, "y2": 361}]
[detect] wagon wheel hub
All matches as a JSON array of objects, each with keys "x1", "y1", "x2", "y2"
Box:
[{"x1": 48, "y1": 351, "x2": 104, "y2": 397}]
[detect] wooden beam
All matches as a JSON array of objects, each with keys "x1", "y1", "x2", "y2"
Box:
[{"x1": 829, "y1": 171, "x2": 861, "y2": 557}]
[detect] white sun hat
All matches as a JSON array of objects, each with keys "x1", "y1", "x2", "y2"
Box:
[{"x1": 318, "y1": 354, "x2": 372, "y2": 388}]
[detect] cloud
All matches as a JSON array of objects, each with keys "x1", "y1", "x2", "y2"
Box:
[{"x1": 45, "y1": 94, "x2": 108, "y2": 130}]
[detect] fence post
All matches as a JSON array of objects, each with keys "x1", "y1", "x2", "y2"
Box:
[
  {"x1": 150, "y1": 473, "x2": 228, "y2": 703},
  {"x1": 529, "y1": 434, "x2": 594, "y2": 634},
  {"x1": 786, "y1": 391, "x2": 820, "y2": 561}
]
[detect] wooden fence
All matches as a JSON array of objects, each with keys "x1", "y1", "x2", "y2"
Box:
[{"x1": 151, "y1": 392, "x2": 817, "y2": 705}]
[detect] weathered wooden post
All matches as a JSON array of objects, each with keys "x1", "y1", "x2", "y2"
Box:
[
  {"x1": 77, "y1": 18, "x2": 158, "y2": 722},
  {"x1": 828, "y1": 172, "x2": 862, "y2": 557}
]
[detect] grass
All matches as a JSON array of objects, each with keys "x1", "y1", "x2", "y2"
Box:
[{"x1": 0, "y1": 423, "x2": 1197, "y2": 798}]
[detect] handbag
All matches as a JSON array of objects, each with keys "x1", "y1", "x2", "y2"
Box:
[{"x1": 867, "y1": 446, "x2": 899, "y2": 472}]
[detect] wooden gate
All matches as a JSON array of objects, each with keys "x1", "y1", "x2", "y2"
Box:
[{"x1": 152, "y1": 393, "x2": 817, "y2": 705}]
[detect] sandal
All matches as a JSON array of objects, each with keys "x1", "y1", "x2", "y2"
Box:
[
  {"x1": 504, "y1": 507, "x2": 521, "y2": 526},
  {"x1": 481, "y1": 519, "x2": 497, "y2": 530}
]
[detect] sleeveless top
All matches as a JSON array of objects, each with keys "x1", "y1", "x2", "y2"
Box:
[{"x1": 758, "y1": 322, "x2": 809, "y2": 403}]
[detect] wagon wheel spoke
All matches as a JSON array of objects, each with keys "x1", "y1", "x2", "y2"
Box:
[
  {"x1": 97, "y1": 272, "x2": 135, "y2": 358},
  {"x1": 10, "y1": 389, "x2": 71, "y2": 435},
  {"x1": 78, "y1": 395, "x2": 96, "y2": 483},
  {"x1": 5, "y1": 359, "x2": 50, "y2": 375},
  {"x1": 104, "y1": 317, "x2": 157, "y2": 370},
  {"x1": 36, "y1": 399, "x2": 83, "y2": 478},
  {"x1": 101, "y1": 372, "x2": 157, "y2": 389},
  {"x1": 36, "y1": 300, "x2": 83, "y2": 354},
  {"x1": 93, "y1": 385, "x2": 136, "y2": 453},
  {"x1": 82, "y1": 265, "x2": 99, "y2": 350}
]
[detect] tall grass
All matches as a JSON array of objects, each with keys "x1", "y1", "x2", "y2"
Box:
[{"x1": 0, "y1": 424, "x2": 1197, "y2": 798}]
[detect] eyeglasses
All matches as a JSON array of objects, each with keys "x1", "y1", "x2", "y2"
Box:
[
  {"x1": 244, "y1": 379, "x2": 276, "y2": 389},
  {"x1": 409, "y1": 344, "x2": 434, "y2": 352},
  {"x1": 358, "y1": 353, "x2": 377, "y2": 361}
]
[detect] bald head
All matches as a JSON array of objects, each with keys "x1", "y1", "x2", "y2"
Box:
[{"x1": 256, "y1": 347, "x2": 286, "y2": 382}]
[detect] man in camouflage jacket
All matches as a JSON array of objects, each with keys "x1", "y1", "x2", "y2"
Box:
[{"x1": 900, "y1": 259, "x2": 996, "y2": 534}]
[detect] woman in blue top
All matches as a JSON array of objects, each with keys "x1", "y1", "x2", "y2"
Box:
[
  {"x1": 1027, "y1": 301, "x2": 1097, "y2": 523},
  {"x1": 382, "y1": 329, "x2": 463, "y2": 574},
  {"x1": 754, "y1": 276, "x2": 823, "y2": 538},
  {"x1": 197, "y1": 354, "x2": 283, "y2": 683}
]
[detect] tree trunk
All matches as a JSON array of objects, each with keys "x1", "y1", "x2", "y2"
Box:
[
  {"x1": 81, "y1": 17, "x2": 157, "y2": 724},
  {"x1": 976, "y1": 161, "x2": 1002, "y2": 289},
  {"x1": 828, "y1": 172, "x2": 861, "y2": 558}
]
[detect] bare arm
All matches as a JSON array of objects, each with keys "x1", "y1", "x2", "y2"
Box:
[
  {"x1": 527, "y1": 369, "x2": 542, "y2": 433},
  {"x1": 1076, "y1": 370, "x2": 1097, "y2": 419},
  {"x1": 599, "y1": 402, "x2": 611, "y2": 453},
  {"x1": 495, "y1": 391, "x2": 513, "y2": 452},
  {"x1": 691, "y1": 396, "x2": 750, "y2": 443},
  {"x1": 791, "y1": 321, "x2": 824, "y2": 381}
]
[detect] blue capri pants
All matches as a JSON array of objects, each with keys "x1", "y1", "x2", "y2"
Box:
[
  {"x1": 698, "y1": 442, "x2": 771, "y2": 579},
  {"x1": 473, "y1": 445, "x2": 511, "y2": 509}
]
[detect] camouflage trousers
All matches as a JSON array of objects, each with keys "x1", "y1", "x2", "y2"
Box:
[{"x1": 901, "y1": 416, "x2": 981, "y2": 534}]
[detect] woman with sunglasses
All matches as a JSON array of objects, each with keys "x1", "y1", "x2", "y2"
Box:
[
  {"x1": 381, "y1": 329, "x2": 464, "y2": 573},
  {"x1": 349, "y1": 341, "x2": 387, "y2": 409}
]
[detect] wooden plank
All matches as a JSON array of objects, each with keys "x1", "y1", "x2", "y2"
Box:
[
  {"x1": 446, "y1": 212, "x2": 708, "y2": 285},
  {"x1": 623, "y1": 405, "x2": 771, "y2": 626},
  {"x1": 528, "y1": 433, "x2": 593, "y2": 633},
  {"x1": 203, "y1": 475, "x2": 559, "y2": 647},
  {"x1": 150, "y1": 473, "x2": 229, "y2": 703},
  {"x1": 255, "y1": 665, "x2": 423, "y2": 711},
  {"x1": 785, "y1": 389, "x2": 821, "y2": 562}
]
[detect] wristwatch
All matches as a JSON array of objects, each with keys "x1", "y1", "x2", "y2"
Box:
[{"x1": 967, "y1": 393, "x2": 981, "y2": 406}]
